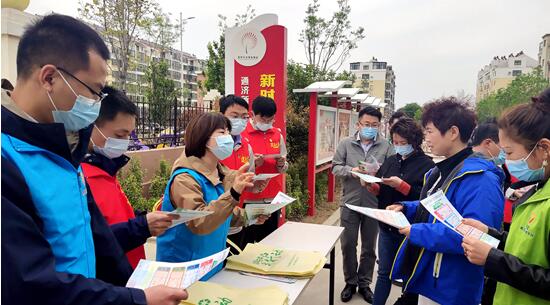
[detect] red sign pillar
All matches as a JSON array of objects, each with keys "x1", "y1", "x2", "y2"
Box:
[{"x1": 307, "y1": 92, "x2": 318, "y2": 216}]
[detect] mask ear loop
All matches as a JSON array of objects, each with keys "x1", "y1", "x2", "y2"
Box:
[
  {"x1": 57, "y1": 70, "x2": 78, "y2": 98},
  {"x1": 94, "y1": 125, "x2": 108, "y2": 140}
]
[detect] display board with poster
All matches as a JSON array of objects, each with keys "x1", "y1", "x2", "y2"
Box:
[
  {"x1": 349, "y1": 110, "x2": 359, "y2": 137},
  {"x1": 336, "y1": 110, "x2": 351, "y2": 145},
  {"x1": 316, "y1": 105, "x2": 337, "y2": 165}
]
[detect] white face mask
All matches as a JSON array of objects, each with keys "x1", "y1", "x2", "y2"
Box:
[
  {"x1": 92, "y1": 125, "x2": 130, "y2": 159},
  {"x1": 229, "y1": 118, "x2": 247, "y2": 135}
]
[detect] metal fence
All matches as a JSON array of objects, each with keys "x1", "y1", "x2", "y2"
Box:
[{"x1": 129, "y1": 98, "x2": 212, "y2": 150}]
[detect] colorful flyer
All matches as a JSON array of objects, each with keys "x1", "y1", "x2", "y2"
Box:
[
  {"x1": 126, "y1": 248, "x2": 229, "y2": 290},
  {"x1": 345, "y1": 204, "x2": 410, "y2": 229},
  {"x1": 420, "y1": 190, "x2": 500, "y2": 248}
]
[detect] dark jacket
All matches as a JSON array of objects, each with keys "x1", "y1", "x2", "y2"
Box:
[
  {"x1": 1, "y1": 105, "x2": 147, "y2": 305},
  {"x1": 375, "y1": 151, "x2": 435, "y2": 232}
]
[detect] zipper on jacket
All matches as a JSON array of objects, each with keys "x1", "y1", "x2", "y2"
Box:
[{"x1": 433, "y1": 252, "x2": 443, "y2": 288}]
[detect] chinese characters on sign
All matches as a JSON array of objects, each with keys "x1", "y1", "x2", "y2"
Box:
[
  {"x1": 260, "y1": 73, "x2": 276, "y2": 99},
  {"x1": 240, "y1": 76, "x2": 249, "y2": 103}
]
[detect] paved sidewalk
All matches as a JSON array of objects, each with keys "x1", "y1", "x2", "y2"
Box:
[{"x1": 293, "y1": 210, "x2": 402, "y2": 305}]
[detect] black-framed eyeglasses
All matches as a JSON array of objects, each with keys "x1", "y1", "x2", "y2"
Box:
[
  {"x1": 56, "y1": 66, "x2": 107, "y2": 103},
  {"x1": 358, "y1": 122, "x2": 380, "y2": 128}
]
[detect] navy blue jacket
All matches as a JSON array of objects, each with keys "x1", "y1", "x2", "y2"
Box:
[{"x1": 1, "y1": 106, "x2": 147, "y2": 305}]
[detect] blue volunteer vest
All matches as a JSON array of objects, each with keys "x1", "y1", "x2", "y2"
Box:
[
  {"x1": 156, "y1": 168, "x2": 229, "y2": 280},
  {"x1": 1, "y1": 133, "x2": 96, "y2": 278}
]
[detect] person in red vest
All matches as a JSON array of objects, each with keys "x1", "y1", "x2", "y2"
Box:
[
  {"x1": 241, "y1": 96, "x2": 288, "y2": 243},
  {"x1": 82, "y1": 86, "x2": 177, "y2": 269},
  {"x1": 219, "y1": 94, "x2": 270, "y2": 250}
]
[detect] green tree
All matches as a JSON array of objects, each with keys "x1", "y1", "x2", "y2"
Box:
[
  {"x1": 299, "y1": 0, "x2": 365, "y2": 75},
  {"x1": 398, "y1": 103, "x2": 422, "y2": 120},
  {"x1": 477, "y1": 67, "x2": 549, "y2": 121},
  {"x1": 145, "y1": 60, "x2": 179, "y2": 126},
  {"x1": 79, "y1": 0, "x2": 157, "y2": 91},
  {"x1": 205, "y1": 5, "x2": 256, "y2": 94}
]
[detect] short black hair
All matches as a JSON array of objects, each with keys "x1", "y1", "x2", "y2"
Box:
[
  {"x1": 421, "y1": 97, "x2": 477, "y2": 143},
  {"x1": 219, "y1": 94, "x2": 249, "y2": 114},
  {"x1": 185, "y1": 112, "x2": 231, "y2": 158},
  {"x1": 17, "y1": 14, "x2": 110, "y2": 79},
  {"x1": 95, "y1": 86, "x2": 138, "y2": 126},
  {"x1": 252, "y1": 96, "x2": 277, "y2": 117},
  {"x1": 389, "y1": 111, "x2": 407, "y2": 125},
  {"x1": 390, "y1": 117, "x2": 424, "y2": 150},
  {"x1": 359, "y1": 106, "x2": 382, "y2": 121},
  {"x1": 470, "y1": 118, "x2": 499, "y2": 146}
]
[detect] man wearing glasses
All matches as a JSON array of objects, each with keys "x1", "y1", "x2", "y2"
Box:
[
  {"x1": 2, "y1": 14, "x2": 187, "y2": 305},
  {"x1": 333, "y1": 106, "x2": 394, "y2": 303}
]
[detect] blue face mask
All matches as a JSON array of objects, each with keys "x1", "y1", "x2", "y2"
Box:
[
  {"x1": 505, "y1": 146, "x2": 546, "y2": 182},
  {"x1": 47, "y1": 72, "x2": 101, "y2": 131},
  {"x1": 230, "y1": 118, "x2": 247, "y2": 135},
  {"x1": 395, "y1": 144, "x2": 414, "y2": 157},
  {"x1": 492, "y1": 149, "x2": 506, "y2": 166},
  {"x1": 360, "y1": 127, "x2": 378, "y2": 140},
  {"x1": 92, "y1": 126, "x2": 130, "y2": 159},
  {"x1": 209, "y1": 134, "x2": 234, "y2": 160}
]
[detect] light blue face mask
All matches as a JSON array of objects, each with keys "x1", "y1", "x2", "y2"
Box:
[
  {"x1": 92, "y1": 126, "x2": 130, "y2": 159},
  {"x1": 395, "y1": 144, "x2": 414, "y2": 157},
  {"x1": 230, "y1": 118, "x2": 247, "y2": 135},
  {"x1": 209, "y1": 134, "x2": 234, "y2": 160},
  {"x1": 360, "y1": 127, "x2": 378, "y2": 140},
  {"x1": 47, "y1": 72, "x2": 101, "y2": 131},
  {"x1": 505, "y1": 146, "x2": 546, "y2": 182},
  {"x1": 492, "y1": 149, "x2": 506, "y2": 166}
]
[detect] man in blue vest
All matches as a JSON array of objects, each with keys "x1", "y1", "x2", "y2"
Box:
[{"x1": 1, "y1": 14, "x2": 187, "y2": 305}]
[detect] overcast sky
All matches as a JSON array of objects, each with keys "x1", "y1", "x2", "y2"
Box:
[{"x1": 26, "y1": 0, "x2": 549, "y2": 108}]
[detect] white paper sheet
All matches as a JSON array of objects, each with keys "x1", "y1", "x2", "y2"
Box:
[
  {"x1": 245, "y1": 192, "x2": 296, "y2": 225},
  {"x1": 252, "y1": 173, "x2": 280, "y2": 181},
  {"x1": 351, "y1": 171, "x2": 382, "y2": 183},
  {"x1": 345, "y1": 204, "x2": 410, "y2": 229},
  {"x1": 164, "y1": 208, "x2": 213, "y2": 229}
]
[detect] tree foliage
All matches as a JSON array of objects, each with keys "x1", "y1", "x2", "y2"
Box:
[
  {"x1": 299, "y1": 0, "x2": 365, "y2": 75},
  {"x1": 79, "y1": 0, "x2": 156, "y2": 91},
  {"x1": 144, "y1": 60, "x2": 179, "y2": 126},
  {"x1": 398, "y1": 103, "x2": 422, "y2": 121},
  {"x1": 204, "y1": 5, "x2": 257, "y2": 95},
  {"x1": 476, "y1": 67, "x2": 549, "y2": 122}
]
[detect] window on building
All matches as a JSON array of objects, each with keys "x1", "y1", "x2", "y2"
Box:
[
  {"x1": 373, "y1": 62, "x2": 387, "y2": 69},
  {"x1": 350, "y1": 63, "x2": 360, "y2": 70},
  {"x1": 514, "y1": 60, "x2": 522, "y2": 66},
  {"x1": 512, "y1": 70, "x2": 522, "y2": 76},
  {"x1": 362, "y1": 74, "x2": 370, "y2": 80},
  {"x1": 363, "y1": 65, "x2": 369, "y2": 70}
]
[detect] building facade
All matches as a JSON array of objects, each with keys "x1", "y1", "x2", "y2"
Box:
[
  {"x1": 538, "y1": 34, "x2": 550, "y2": 83},
  {"x1": 106, "y1": 38, "x2": 205, "y2": 105},
  {"x1": 476, "y1": 51, "x2": 539, "y2": 102},
  {"x1": 349, "y1": 58, "x2": 396, "y2": 115}
]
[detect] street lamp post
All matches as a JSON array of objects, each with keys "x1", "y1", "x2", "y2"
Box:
[{"x1": 179, "y1": 14, "x2": 195, "y2": 105}]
